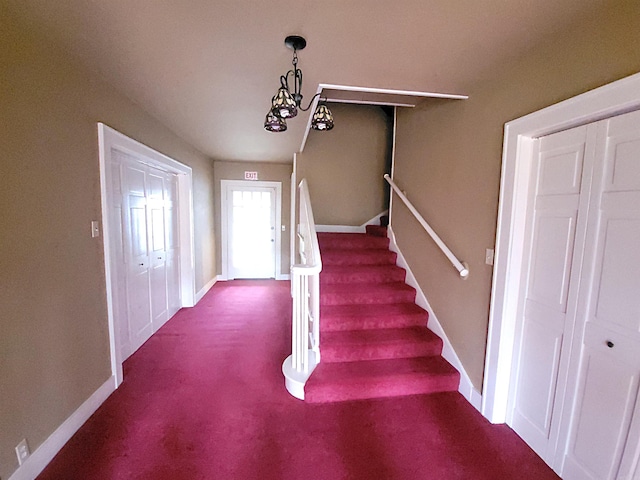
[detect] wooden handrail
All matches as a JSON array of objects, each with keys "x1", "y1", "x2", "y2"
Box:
[{"x1": 384, "y1": 174, "x2": 469, "y2": 278}]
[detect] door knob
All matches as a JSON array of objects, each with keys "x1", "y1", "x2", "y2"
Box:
[{"x1": 606, "y1": 340, "x2": 614, "y2": 348}]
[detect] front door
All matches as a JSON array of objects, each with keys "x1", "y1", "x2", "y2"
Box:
[{"x1": 223, "y1": 181, "x2": 280, "y2": 279}]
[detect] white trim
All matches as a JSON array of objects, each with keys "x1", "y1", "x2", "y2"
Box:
[
  {"x1": 291, "y1": 154, "x2": 297, "y2": 269},
  {"x1": 324, "y1": 98, "x2": 417, "y2": 108},
  {"x1": 276, "y1": 273, "x2": 291, "y2": 281},
  {"x1": 387, "y1": 225, "x2": 482, "y2": 411},
  {"x1": 319, "y1": 83, "x2": 469, "y2": 100},
  {"x1": 483, "y1": 71, "x2": 640, "y2": 424},
  {"x1": 361, "y1": 210, "x2": 389, "y2": 228},
  {"x1": 389, "y1": 107, "x2": 397, "y2": 221},
  {"x1": 98, "y1": 123, "x2": 196, "y2": 386},
  {"x1": 220, "y1": 180, "x2": 282, "y2": 280},
  {"x1": 8, "y1": 377, "x2": 115, "y2": 480},
  {"x1": 195, "y1": 276, "x2": 217, "y2": 304}
]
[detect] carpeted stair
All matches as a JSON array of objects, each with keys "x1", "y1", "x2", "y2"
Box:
[{"x1": 304, "y1": 225, "x2": 460, "y2": 403}]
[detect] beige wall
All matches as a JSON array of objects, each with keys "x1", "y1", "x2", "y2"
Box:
[
  {"x1": 392, "y1": 0, "x2": 640, "y2": 390},
  {"x1": 297, "y1": 104, "x2": 390, "y2": 226},
  {"x1": 0, "y1": 10, "x2": 216, "y2": 480},
  {"x1": 213, "y1": 161, "x2": 292, "y2": 277}
]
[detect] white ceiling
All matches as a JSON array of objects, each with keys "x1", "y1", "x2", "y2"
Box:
[{"x1": 4, "y1": 0, "x2": 609, "y2": 163}]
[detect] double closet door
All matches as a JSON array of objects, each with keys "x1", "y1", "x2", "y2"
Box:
[
  {"x1": 510, "y1": 109, "x2": 640, "y2": 479},
  {"x1": 108, "y1": 150, "x2": 181, "y2": 361}
]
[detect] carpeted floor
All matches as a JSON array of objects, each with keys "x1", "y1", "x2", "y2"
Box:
[{"x1": 38, "y1": 280, "x2": 559, "y2": 480}]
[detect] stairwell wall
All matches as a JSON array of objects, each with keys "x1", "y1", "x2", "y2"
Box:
[
  {"x1": 391, "y1": 0, "x2": 640, "y2": 391},
  {"x1": 297, "y1": 104, "x2": 390, "y2": 226},
  {"x1": 0, "y1": 10, "x2": 216, "y2": 480}
]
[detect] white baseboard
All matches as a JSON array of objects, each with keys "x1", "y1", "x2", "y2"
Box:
[
  {"x1": 316, "y1": 210, "x2": 389, "y2": 234},
  {"x1": 9, "y1": 376, "x2": 116, "y2": 480},
  {"x1": 361, "y1": 210, "x2": 388, "y2": 228},
  {"x1": 387, "y1": 225, "x2": 482, "y2": 412},
  {"x1": 276, "y1": 274, "x2": 291, "y2": 280},
  {"x1": 316, "y1": 224, "x2": 364, "y2": 233},
  {"x1": 195, "y1": 276, "x2": 218, "y2": 304}
]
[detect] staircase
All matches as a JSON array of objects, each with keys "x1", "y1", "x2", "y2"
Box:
[{"x1": 304, "y1": 225, "x2": 460, "y2": 403}]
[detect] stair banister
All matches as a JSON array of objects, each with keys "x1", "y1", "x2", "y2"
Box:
[
  {"x1": 282, "y1": 178, "x2": 322, "y2": 400},
  {"x1": 384, "y1": 174, "x2": 469, "y2": 278}
]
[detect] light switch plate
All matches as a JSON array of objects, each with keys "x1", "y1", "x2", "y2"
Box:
[
  {"x1": 15, "y1": 439, "x2": 29, "y2": 465},
  {"x1": 91, "y1": 220, "x2": 100, "y2": 238},
  {"x1": 485, "y1": 248, "x2": 495, "y2": 266}
]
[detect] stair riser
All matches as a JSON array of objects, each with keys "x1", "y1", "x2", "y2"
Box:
[
  {"x1": 322, "y1": 341, "x2": 443, "y2": 363},
  {"x1": 305, "y1": 373, "x2": 460, "y2": 403},
  {"x1": 365, "y1": 225, "x2": 388, "y2": 238},
  {"x1": 320, "y1": 269, "x2": 406, "y2": 284},
  {"x1": 322, "y1": 252, "x2": 397, "y2": 266},
  {"x1": 319, "y1": 238, "x2": 389, "y2": 250},
  {"x1": 320, "y1": 314, "x2": 427, "y2": 332},
  {"x1": 321, "y1": 290, "x2": 416, "y2": 306}
]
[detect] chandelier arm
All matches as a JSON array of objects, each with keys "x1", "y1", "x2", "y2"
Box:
[
  {"x1": 280, "y1": 70, "x2": 296, "y2": 90},
  {"x1": 298, "y1": 93, "x2": 323, "y2": 112}
]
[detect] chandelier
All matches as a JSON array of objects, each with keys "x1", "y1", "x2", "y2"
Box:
[{"x1": 264, "y1": 36, "x2": 334, "y2": 133}]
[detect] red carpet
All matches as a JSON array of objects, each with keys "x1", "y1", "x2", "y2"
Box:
[
  {"x1": 305, "y1": 230, "x2": 459, "y2": 403},
  {"x1": 38, "y1": 280, "x2": 559, "y2": 480}
]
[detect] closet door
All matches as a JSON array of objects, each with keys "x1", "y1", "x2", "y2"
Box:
[
  {"x1": 562, "y1": 109, "x2": 640, "y2": 480},
  {"x1": 147, "y1": 168, "x2": 169, "y2": 330},
  {"x1": 123, "y1": 161, "x2": 154, "y2": 354},
  {"x1": 509, "y1": 125, "x2": 594, "y2": 463},
  {"x1": 108, "y1": 154, "x2": 182, "y2": 361},
  {"x1": 165, "y1": 174, "x2": 181, "y2": 318}
]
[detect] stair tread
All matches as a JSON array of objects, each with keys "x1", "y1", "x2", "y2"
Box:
[
  {"x1": 307, "y1": 356, "x2": 459, "y2": 385},
  {"x1": 322, "y1": 326, "x2": 440, "y2": 348},
  {"x1": 318, "y1": 232, "x2": 389, "y2": 249},
  {"x1": 321, "y1": 302, "x2": 427, "y2": 318},
  {"x1": 321, "y1": 247, "x2": 392, "y2": 254},
  {"x1": 322, "y1": 282, "x2": 414, "y2": 294},
  {"x1": 320, "y1": 265, "x2": 406, "y2": 284}
]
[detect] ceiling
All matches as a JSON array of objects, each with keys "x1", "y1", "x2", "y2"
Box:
[{"x1": 4, "y1": 0, "x2": 609, "y2": 163}]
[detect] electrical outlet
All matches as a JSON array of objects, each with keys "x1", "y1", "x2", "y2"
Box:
[
  {"x1": 15, "y1": 439, "x2": 30, "y2": 466},
  {"x1": 485, "y1": 248, "x2": 495, "y2": 266}
]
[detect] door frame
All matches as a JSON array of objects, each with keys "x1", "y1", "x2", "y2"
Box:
[
  {"x1": 482, "y1": 72, "x2": 640, "y2": 424},
  {"x1": 98, "y1": 123, "x2": 195, "y2": 387},
  {"x1": 220, "y1": 179, "x2": 283, "y2": 280}
]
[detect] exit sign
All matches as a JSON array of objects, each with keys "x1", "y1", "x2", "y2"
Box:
[{"x1": 244, "y1": 171, "x2": 258, "y2": 181}]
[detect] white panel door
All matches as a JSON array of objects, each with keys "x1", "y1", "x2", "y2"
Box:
[
  {"x1": 107, "y1": 153, "x2": 132, "y2": 360},
  {"x1": 147, "y1": 168, "x2": 169, "y2": 330},
  {"x1": 510, "y1": 125, "x2": 594, "y2": 463},
  {"x1": 228, "y1": 187, "x2": 277, "y2": 279},
  {"x1": 165, "y1": 174, "x2": 181, "y2": 318},
  {"x1": 108, "y1": 153, "x2": 182, "y2": 361},
  {"x1": 123, "y1": 161, "x2": 153, "y2": 355},
  {"x1": 562, "y1": 109, "x2": 640, "y2": 480}
]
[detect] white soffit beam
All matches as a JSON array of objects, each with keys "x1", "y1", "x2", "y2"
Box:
[{"x1": 299, "y1": 83, "x2": 468, "y2": 152}]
